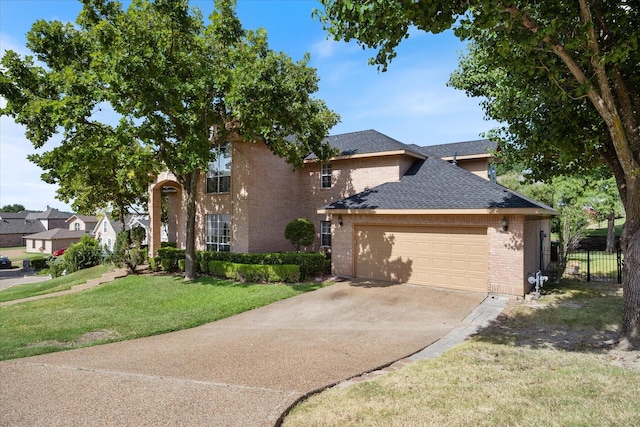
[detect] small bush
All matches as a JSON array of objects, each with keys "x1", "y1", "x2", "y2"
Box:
[
  {"x1": 178, "y1": 259, "x2": 186, "y2": 272},
  {"x1": 149, "y1": 257, "x2": 159, "y2": 272},
  {"x1": 29, "y1": 257, "x2": 48, "y2": 270},
  {"x1": 207, "y1": 261, "x2": 300, "y2": 283},
  {"x1": 161, "y1": 258, "x2": 173, "y2": 272},
  {"x1": 64, "y1": 235, "x2": 103, "y2": 274},
  {"x1": 45, "y1": 256, "x2": 66, "y2": 278},
  {"x1": 285, "y1": 218, "x2": 316, "y2": 251}
]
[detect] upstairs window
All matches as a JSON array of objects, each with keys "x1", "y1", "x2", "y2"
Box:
[
  {"x1": 206, "y1": 214, "x2": 231, "y2": 252},
  {"x1": 103, "y1": 221, "x2": 108, "y2": 233},
  {"x1": 74, "y1": 223, "x2": 80, "y2": 231},
  {"x1": 321, "y1": 163, "x2": 332, "y2": 189},
  {"x1": 320, "y1": 221, "x2": 331, "y2": 247},
  {"x1": 207, "y1": 144, "x2": 232, "y2": 194}
]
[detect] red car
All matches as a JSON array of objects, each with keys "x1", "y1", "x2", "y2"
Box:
[{"x1": 52, "y1": 248, "x2": 67, "y2": 257}]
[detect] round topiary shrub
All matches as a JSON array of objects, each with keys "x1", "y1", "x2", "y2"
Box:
[{"x1": 284, "y1": 218, "x2": 315, "y2": 251}]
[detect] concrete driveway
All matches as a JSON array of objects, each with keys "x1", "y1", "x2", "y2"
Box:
[
  {"x1": 0, "y1": 281, "x2": 488, "y2": 426},
  {"x1": 0, "y1": 268, "x2": 51, "y2": 291}
]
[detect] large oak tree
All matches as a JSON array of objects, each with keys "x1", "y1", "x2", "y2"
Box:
[
  {"x1": 318, "y1": 0, "x2": 640, "y2": 348},
  {"x1": 1, "y1": 0, "x2": 339, "y2": 280}
]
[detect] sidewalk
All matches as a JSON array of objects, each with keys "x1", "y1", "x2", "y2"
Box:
[{"x1": 0, "y1": 268, "x2": 129, "y2": 307}]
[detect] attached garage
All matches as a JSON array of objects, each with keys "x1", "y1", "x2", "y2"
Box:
[{"x1": 355, "y1": 225, "x2": 488, "y2": 292}]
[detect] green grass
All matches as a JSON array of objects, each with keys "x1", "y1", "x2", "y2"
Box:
[
  {"x1": 283, "y1": 281, "x2": 639, "y2": 427},
  {"x1": 0, "y1": 247, "x2": 49, "y2": 263},
  {"x1": 0, "y1": 264, "x2": 112, "y2": 303},
  {"x1": 585, "y1": 218, "x2": 625, "y2": 237},
  {"x1": 0, "y1": 274, "x2": 327, "y2": 360},
  {"x1": 564, "y1": 251, "x2": 620, "y2": 277}
]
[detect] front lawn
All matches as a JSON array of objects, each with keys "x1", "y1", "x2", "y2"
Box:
[
  {"x1": 283, "y1": 281, "x2": 640, "y2": 426},
  {"x1": 0, "y1": 274, "x2": 326, "y2": 360},
  {"x1": 0, "y1": 264, "x2": 112, "y2": 303}
]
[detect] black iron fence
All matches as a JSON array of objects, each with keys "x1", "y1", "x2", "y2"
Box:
[{"x1": 543, "y1": 241, "x2": 623, "y2": 284}]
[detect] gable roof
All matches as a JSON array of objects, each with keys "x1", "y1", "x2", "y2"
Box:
[
  {"x1": 66, "y1": 214, "x2": 99, "y2": 224},
  {"x1": 321, "y1": 156, "x2": 555, "y2": 214},
  {"x1": 305, "y1": 129, "x2": 424, "y2": 161},
  {"x1": 25, "y1": 228, "x2": 87, "y2": 240},
  {"x1": 25, "y1": 207, "x2": 72, "y2": 221},
  {"x1": 413, "y1": 139, "x2": 498, "y2": 159},
  {"x1": 0, "y1": 217, "x2": 46, "y2": 235}
]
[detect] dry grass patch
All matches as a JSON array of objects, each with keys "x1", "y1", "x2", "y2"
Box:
[{"x1": 283, "y1": 281, "x2": 640, "y2": 427}]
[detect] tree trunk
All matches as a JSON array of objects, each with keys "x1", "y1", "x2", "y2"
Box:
[
  {"x1": 180, "y1": 170, "x2": 199, "y2": 281},
  {"x1": 606, "y1": 211, "x2": 616, "y2": 254},
  {"x1": 620, "y1": 218, "x2": 640, "y2": 349}
]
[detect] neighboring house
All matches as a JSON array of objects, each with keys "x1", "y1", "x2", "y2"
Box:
[
  {"x1": 148, "y1": 129, "x2": 555, "y2": 296},
  {"x1": 24, "y1": 229, "x2": 86, "y2": 255},
  {"x1": 0, "y1": 207, "x2": 73, "y2": 248},
  {"x1": 93, "y1": 214, "x2": 151, "y2": 251},
  {"x1": 25, "y1": 206, "x2": 72, "y2": 231},
  {"x1": 66, "y1": 214, "x2": 99, "y2": 232},
  {"x1": 0, "y1": 211, "x2": 45, "y2": 247}
]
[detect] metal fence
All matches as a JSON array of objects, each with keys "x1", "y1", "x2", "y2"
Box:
[{"x1": 543, "y1": 243, "x2": 623, "y2": 284}]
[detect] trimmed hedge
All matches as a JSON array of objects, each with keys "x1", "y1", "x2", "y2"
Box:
[
  {"x1": 208, "y1": 260, "x2": 300, "y2": 283},
  {"x1": 155, "y1": 248, "x2": 328, "y2": 281},
  {"x1": 29, "y1": 257, "x2": 48, "y2": 270}
]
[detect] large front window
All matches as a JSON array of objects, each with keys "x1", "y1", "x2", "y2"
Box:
[
  {"x1": 206, "y1": 214, "x2": 231, "y2": 252},
  {"x1": 207, "y1": 144, "x2": 231, "y2": 194}
]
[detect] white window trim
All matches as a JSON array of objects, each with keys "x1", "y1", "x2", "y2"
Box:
[
  {"x1": 321, "y1": 163, "x2": 332, "y2": 189},
  {"x1": 320, "y1": 221, "x2": 331, "y2": 247},
  {"x1": 207, "y1": 144, "x2": 232, "y2": 194}
]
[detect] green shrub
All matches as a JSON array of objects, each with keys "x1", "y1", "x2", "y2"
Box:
[
  {"x1": 284, "y1": 218, "x2": 316, "y2": 251},
  {"x1": 208, "y1": 260, "x2": 300, "y2": 283},
  {"x1": 149, "y1": 257, "x2": 158, "y2": 272},
  {"x1": 45, "y1": 256, "x2": 66, "y2": 278},
  {"x1": 161, "y1": 258, "x2": 173, "y2": 272},
  {"x1": 161, "y1": 242, "x2": 177, "y2": 248},
  {"x1": 178, "y1": 259, "x2": 185, "y2": 272},
  {"x1": 199, "y1": 260, "x2": 209, "y2": 274},
  {"x1": 63, "y1": 235, "x2": 103, "y2": 273},
  {"x1": 29, "y1": 257, "x2": 48, "y2": 270}
]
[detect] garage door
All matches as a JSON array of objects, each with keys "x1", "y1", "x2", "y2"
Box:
[{"x1": 355, "y1": 225, "x2": 488, "y2": 292}]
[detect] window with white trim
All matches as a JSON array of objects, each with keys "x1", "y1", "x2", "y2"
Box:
[
  {"x1": 103, "y1": 220, "x2": 108, "y2": 233},
  {"x1": 207, "y1": 144, "x2": 232, "y2": 194},
  {"x1": 206, "y1": 214, "x2": 231, "y2": 252},
  {"x1": 320, "y1": 221, "x2": 331, "y2": 247},
  {"x1": 74, "y1": 223, "x2": 80, "y2": 231},
  {"x1": 321, "y1": 163, "x2": 332, "y2": 189}
]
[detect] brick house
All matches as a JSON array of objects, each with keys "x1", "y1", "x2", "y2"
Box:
[
  {"x1": 148, "y1": 130, "x2": 555, "y2": 296},
  {"x1": 0, "y1": 207, "x2": 72, "y2": 248}
]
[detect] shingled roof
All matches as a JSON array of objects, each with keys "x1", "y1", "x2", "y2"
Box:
[
  {"x1": 413, "y1": 139, "x2": 498, "y2": 158},
  {"x1": 322, "y1": 156, "x2": 555, "y2": 212},
  {"x1": 305, "y1": 129, "x2": 423, "y2": 160}
]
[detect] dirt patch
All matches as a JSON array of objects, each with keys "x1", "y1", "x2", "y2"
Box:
[
  {"x1": 25, "y1": 330, "x2": 119, "y2": 350},
  {"x1": 493, "y1": 292, "x2": 640, "y2": 372}
]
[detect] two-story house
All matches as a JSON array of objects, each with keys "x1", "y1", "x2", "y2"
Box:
[{"x1": 148, "y1": 130, "x2": 555, "y2": 296}]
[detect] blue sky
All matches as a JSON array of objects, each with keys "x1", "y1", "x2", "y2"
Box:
[{"x1": 0, "y1": 0, "x2": 494, "y2": 212}]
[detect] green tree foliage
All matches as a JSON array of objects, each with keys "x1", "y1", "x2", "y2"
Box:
[
  {"x1": 284, "y1": 218, "x2": 316, "y2": 251},
  {"x1": 62, "y1": 234, "x2": 104, "y2": 274},
  {"x1": 1, "y1": 0, "x2": 339, "y2": 281},
  {"x1": 111, "y1": 226, "x2": 146, "y2": 273},
  {"x1": 318, "y1": 0, "x2": 640, "y2": 348},
  {"x1": 0, "y1": 204, "x2": 26, "y2": 212}
]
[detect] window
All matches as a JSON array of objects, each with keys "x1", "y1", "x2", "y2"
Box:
[
  {"x1": 32, "y1": 239, "x2": 36, "y2": 249},
  {"x1": 107, "y1": 238, "x2": 112, "y2": 250},
  {"x1": 103, "y1": 220, "x2": 107, "y2": 233},
  {"x1": 206, "y1": 214, "x2": 231, "y2": 252},
  {"x1": 321, "y1": 163, "x2": 332, "y2": 189},
  {"x1": 74, "y1": 223, "x2": 80, "y2": 231},
  {"x1": 207, "y1": 144, "x2": 232, "y2": 194},
  {"x1": 320, "y1": 221, "x2": 331, "y2": 247}
]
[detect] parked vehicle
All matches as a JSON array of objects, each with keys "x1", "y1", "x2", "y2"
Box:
[
  {"x1": 52, "y1": 248, "x2": 67, "y2": 257},
  {"x1": 0, "y1": 256, "x2": 12, "y2": 269}
]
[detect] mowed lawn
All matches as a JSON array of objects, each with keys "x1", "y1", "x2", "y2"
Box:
[
  {"x1": 0, "y1": 272, "x2": 325, "y2": 361},
  {"x1": 283, "y1": 281, "x2": 640, "y2": 427}
]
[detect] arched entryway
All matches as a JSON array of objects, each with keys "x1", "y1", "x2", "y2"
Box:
[{"x1": 148, "y1": 172, "x2": 184, "y2": 257}]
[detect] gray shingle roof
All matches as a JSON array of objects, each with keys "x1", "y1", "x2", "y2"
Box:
[
  {"x1": 305, "y1": 129, "x2": 421, "y2": 160},
  {"x1": 25, "y1": 228, "x2": 87, "y2": 240},
  {"x1": 414, "y1": 139, "x2": 498, "y2": 158},
  {"x1": 324, "y1": 156, "x2": 554, "y2": 211},
  {"x1": 25, "y1": 208, "x2": 72, "y2": 220},
  {"x1": 0, "y1": 218, "x2": 46, "y2": 235}
]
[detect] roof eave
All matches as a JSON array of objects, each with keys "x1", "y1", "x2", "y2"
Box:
[
  {"x1": 304, "y1": 149, "x2": 426, "y2": 164},
  {"x1": 317, "y1": 208, "x2": 558, "y2": 216}
]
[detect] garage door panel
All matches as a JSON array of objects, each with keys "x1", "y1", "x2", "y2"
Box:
[{"x1": 356, "y1": 226, "x2": 488, "y2": 292}]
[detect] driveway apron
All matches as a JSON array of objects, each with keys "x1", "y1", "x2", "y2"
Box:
[{"x1": 0, "y1": 281, "x2": 486, "y2": 426}]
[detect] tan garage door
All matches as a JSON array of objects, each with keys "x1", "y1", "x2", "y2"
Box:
[{"x1": 355, "y1": 225, "x2": 488, "y2": 292}]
